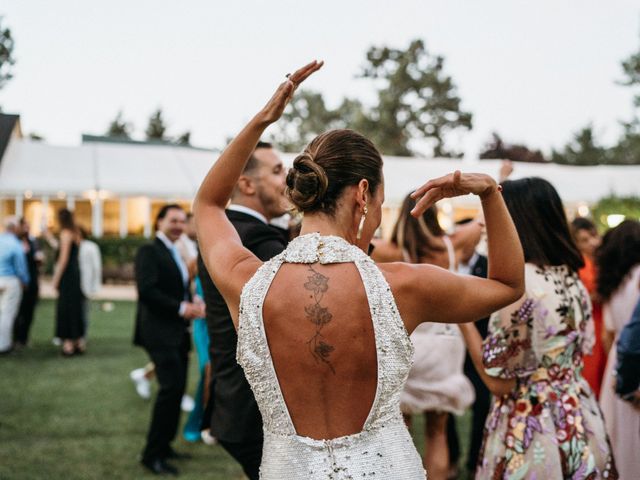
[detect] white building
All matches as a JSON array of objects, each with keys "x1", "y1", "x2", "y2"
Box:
[{"x1": 1, "y1": 114, "x2": 639, "y2": 238}]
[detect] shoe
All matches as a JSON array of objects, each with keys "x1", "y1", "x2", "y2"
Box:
[
  {"x1": 180, "y1": 394, "x2": 195, "y2": 412},
  {"x1": 165, "y1": 448, "x2": 192, "y2": 460},
  {"x1": 140, "y1": 457, "x2": 179, "y2": 475},
  {"x1": 130, "y1": 368, "x2": 151, "y2": 399},
  {"x1": 201, "y1": 429, "x2": 217, "y2": 446}
]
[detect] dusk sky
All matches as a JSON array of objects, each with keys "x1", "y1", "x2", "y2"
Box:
[{"x1": 1, "y1": 0, "x2": 639, "y2": 158}]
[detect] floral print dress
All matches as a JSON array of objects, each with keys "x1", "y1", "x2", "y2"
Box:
[{"x1": 477, "y1": 264, "x2": 618, "y2": 479}]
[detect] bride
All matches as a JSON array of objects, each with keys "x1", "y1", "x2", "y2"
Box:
[{"x1": 194, "y1": 61, "x2": 524, "y2": 479}]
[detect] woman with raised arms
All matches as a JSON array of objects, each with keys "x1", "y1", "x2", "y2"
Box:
[{"x1": 193, "y1": 60, "x2": 524, "y2": 479}]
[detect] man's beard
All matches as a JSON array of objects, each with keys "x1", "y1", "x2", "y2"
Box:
[{"x1": 257, "y1": 188, "x2": 288, "y2": 219}]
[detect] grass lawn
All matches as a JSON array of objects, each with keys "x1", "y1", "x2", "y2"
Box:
[{"x1": 0, "y1": 299, "x2": 473, "y2": 479}]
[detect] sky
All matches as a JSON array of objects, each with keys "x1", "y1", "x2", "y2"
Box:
[{"x1": 1, "y1": 0, "x2": 639, "y2": 158}]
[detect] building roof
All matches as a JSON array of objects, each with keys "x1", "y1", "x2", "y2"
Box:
[{"x1": 1, "y1": 138, "x2": 639, "y2": 207}]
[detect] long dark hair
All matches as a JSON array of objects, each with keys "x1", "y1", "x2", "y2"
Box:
[
  {"x1": 501, "y1": 177, "x2": 583, "y2": 271},
  {"x1": 596, "y1": 220, "x2": 640, "y2": 301},
  {"x1": 57, "y1": 208, "x2": 76, "y2": 232},
  {"x1": 390, "y1": 193, "x2": 445, "y2": 263}
]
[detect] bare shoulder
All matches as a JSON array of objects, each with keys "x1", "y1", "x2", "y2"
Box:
[
  {"x1": 371, "y1": 239, "x2": 403, "y2": 263},
  {"x1": 376, "y1": 261, "x2": 444, "y2": 299}
]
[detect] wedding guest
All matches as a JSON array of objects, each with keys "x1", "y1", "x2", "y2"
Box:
[
  {"x1": 78, "y1": 227, "x2": 102, "y2": 338},
  {"x1": 13, "y1": 218, "x2": 41, "y2": 349},
  {"x1": 135, "y1": 204, "x2": 204, "y2": 475},
  {"x1": 52, "y1": 209, "x2": 85, "y2": 356},
  {"x1": 571, "y1": 217, "x2": 606, "y2": 397},
  {"x1": 597, "y1": 219, "x2": 640, "y2": 479},
  {"x1": 615, "y1": 298, "x2": 640, "y2": 410},
  {"x1": 0, "y1": 216, "x2": 29, "y2": 354},
  {"x1": 450, "y1": 217, "x2": 490, "y2": 477},
  {"x1": 196, "y1": 140, "x2": 289, "y2": 480},
  {"x1": 460, "y1": 177, "x2": 617, "y2": 479},
  {"x1": 194, "y1": 60, "x2": 525, "y2": 479},
  {"x1": 372, "y1": 196, "x2": 479, "y2": 480}
]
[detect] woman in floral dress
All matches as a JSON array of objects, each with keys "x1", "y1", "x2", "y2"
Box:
[{"x1": 460, "y1": 177, "x2": 617, "y2": 479}]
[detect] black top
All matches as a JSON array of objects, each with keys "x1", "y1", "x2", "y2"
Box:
[
  {"x1": 198, "y1": 209, "x2": 288, "y2": 443},
  {"x1": 134, "y1": 237, "x2": 191, "y2": 349}
]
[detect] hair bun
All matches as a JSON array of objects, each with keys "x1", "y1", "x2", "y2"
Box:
[{"x1": 286, "y1": 152, "x2": 329, "y2": 211}]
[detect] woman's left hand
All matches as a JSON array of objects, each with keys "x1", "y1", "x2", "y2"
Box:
[
  {"x1": 256, "y1": 60, "x2": 324, "y2": 125},
  {"x1": 410, "y1": 171, "x2": 497, "y2": 217}
]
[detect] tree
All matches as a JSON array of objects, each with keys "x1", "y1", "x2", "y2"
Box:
[
  {"x1": 480, "y1": 133, "x2": 547, "y2": 163},
  {"x1": 551, "y1": 125, "x2": 610, "y2": 165},
  {"x1": 358, "y1": 39, "x2": 472, "y2": 157},
  {"x1": 145, "y1": 108, "x2": 168, "y2": 141},
  {"x1": 271, "y1": 39, "x2": 472, "y2": 157},
  {"x1": 0, "y1": 17, "x2": 15, "y2": 91},
  {"x1": 176, "y1": 131, "x2": 191, "y2": 146},
  {"x1": 269, "y1": 91, "x2": 359, "y2": 152},
  {"x1": 106, "y1": 111, "x2": 132, "y2": 138}
]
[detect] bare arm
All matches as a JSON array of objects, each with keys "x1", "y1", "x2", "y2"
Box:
[
  {"x1": 193, "y1": 60, "x2": 323, "y2": 325},
  {"x1": 52, "y1": 230, "x2": 72, "y2": 289},
  {"x1": 458, "y1": 322, "x2": 516, "y2": 397},
  {"x1": 386, "y1": 172, "x2": 524, "y2": 331}
]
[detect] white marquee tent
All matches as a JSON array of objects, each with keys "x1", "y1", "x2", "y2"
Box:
[{"x1": 1, "y1": 138, "x2": 639, "y2": 237}]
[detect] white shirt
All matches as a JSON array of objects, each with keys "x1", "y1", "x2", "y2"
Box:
[
  {"x1": 157, "y1": 231, "x2": 190, "y2": 316},
  {"x1": 227, "y1": 204, "x2": 268, "y2": 224},
  {"x1": 78, "y1": 239, "x2": 102, "y2": 297},
  {"x1": 457, "y1": 251, "x2": 480, "y2": 276}
]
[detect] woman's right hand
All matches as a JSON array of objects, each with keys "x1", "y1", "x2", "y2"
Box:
[
  {"x1": 410, "y1": 171, "x2": 498, "y2": 217},
  {"x1": 256, "y1": 60, "x2": 323, "y2": 125}
]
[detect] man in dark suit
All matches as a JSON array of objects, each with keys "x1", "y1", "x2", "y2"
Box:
[
  {"x1": 447, "y1": 219, "x2": 491, "y2": 477},
  {"x1": 135, "y1": 204, "x2": 204, "y2": 475},
  {"x1": 198, "y1": 141, "x2": 288, "y2": 480}
]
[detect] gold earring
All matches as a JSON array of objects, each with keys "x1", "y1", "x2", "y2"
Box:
[{"x1": 356, "y1": 205, "x2": 368, "y2": 240}]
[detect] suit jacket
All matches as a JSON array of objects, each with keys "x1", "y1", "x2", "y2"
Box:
[
  {"x1": 198, "y1": 209, "x2": 287, "y2": 443},
  {"x1": 134, "y1": 237, "x2": 191, "y2": 349},
  {"x1": 463, "y1": 254, "x2": 490, "y2": 389}
]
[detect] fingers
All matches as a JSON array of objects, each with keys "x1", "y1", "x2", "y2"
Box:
[
  {"x1": 289, "y1": 60, "x2": 324, "y2": 85},
  {"x1": 411, "y1": 187, "x2": 442, "y2": 217},
  {"x1": 411, "y1": 173, "x2": 452, "y2": 199}
]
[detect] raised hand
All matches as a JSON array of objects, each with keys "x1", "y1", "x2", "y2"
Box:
[
  {"x1": 258, "y1": 60, "x2": 324, "y2": 124},
  {"x1": 410, "y1": 171, "x2": 498, "y2": 217}
]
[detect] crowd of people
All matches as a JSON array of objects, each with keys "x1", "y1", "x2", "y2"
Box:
[
  {"x1": 0, "y1": 210, "x2": 102, "y2": 357},
  {"x1": 2, "y1": 61, "x2": 640, "y2": 479}
]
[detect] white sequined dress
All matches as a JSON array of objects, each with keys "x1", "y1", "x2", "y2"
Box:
[{"x1": 237, "y1": 233, "x2": 427, "y2": 479}]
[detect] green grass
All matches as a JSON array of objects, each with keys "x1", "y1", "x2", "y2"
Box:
[{"x1": 0, "y1": 300, "x2": 473, "y2": 479}]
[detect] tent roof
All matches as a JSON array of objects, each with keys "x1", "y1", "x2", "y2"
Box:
[{"x1": 1, "y1": 138, "x2": 639, "y2": 207}]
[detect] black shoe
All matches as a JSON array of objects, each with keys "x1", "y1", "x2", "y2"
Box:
[
  {"x1": 141, "y1": 457, "x2": 179, "y2": 475},
  {"x1": 165, "y1": 448, "x2": 192, "y2": 460}
]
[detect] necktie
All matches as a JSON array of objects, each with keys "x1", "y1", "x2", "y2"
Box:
[{"x1": 169, "y1": 244, "x2": 189, "y2": 297}]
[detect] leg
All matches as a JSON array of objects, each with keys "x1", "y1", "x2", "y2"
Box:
[
  {"x1": 0, "y1": 278, "x2": 23, "y2": 352},
  {"x1": 424, "y1": 411, "x2": 449, "y2": 480},
  {"x1": 218, "y1": 437, "x2": 264, "y2": 480},
  {"x1": 467, "y1": 386, "x2": 491, "y2": 473},
  {"x1": 446, "y1": 413, "x2": 460, "y2": 478},
  {"x1": 13, "y1": 288, "x2": 38, "y2": 346},
  {"x1": 142, "y1": 347, "x2": 188, "y2": 461}
]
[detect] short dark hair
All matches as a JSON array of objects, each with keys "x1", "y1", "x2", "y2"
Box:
[
  {"x1": 501, "y1": 177, "x2": 584, "y2": 272},
  {"x1": 596, "y1": 220, "x2": 640, "y2": 301},
  {"x1": 571, "y1": 217, "x2": 597, "y2": 235},
  {"x1": 286, "y1": 129, "x2": 383, "y2": 215},
  {"x1": 243, "y1": 141, "x2": 273, "y2": 174},
  {"x1": 154, "y1": 203, "x2": 184, "y2": 230},
  {"x1": 57, "y1": 208, "x2": 76, "y2": 231}
]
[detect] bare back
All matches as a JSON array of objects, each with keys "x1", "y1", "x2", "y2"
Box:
[{"x1": 264, "y1": 262, "x2": 377, "y2": 439}]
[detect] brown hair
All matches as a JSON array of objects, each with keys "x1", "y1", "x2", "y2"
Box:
[
  {"x1": 57, "y1": 208, "x2": 76, "y2": 232},
  {"x1": 286, "y1": 130, "x2": 383, "y2": 215},
  {"x1": 390, "y1": 194, "x2": 445, "y2": 263},
  {"x1": 596, "y1": 220, "x2": 640, "y2": 301}
]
